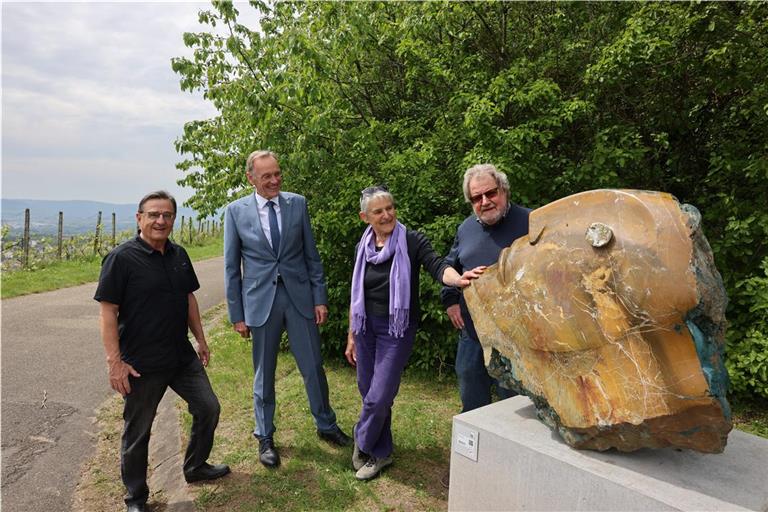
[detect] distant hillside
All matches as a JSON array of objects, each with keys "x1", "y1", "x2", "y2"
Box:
[{"x1": 1, "y1": 199, "x2": 209, "y2": 237}]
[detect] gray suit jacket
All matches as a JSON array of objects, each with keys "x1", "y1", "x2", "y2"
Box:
[{"x1": 224, "y1": 191, "x2": 328, "y2": 328}]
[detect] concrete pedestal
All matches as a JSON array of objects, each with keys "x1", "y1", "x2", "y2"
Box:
[{"x1": 448, "y1": 396, "x2": 768, "y2": 511}]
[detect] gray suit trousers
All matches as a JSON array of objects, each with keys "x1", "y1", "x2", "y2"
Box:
[{"x1": 250, "y1": 281, "x2": 337, "y2": 439}]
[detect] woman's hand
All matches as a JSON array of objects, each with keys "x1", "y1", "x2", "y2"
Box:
[
  {"x1": 345, "y1": 333, "x2": 357, "y2": 367},
  {"x1": 454, "y1": 265, "x2": 487, "y2": 288}
]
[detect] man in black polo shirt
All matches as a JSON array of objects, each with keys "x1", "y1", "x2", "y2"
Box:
[{"x1": 95, "y1": 190, "x2": 229, "y2": 512}]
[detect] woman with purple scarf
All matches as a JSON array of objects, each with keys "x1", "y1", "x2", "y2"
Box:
[{"x1": 345, "y1": 186, "x2": 484, "y2": 481}]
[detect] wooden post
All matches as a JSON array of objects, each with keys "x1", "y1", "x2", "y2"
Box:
[
  {"x1": 112, "y1": 212, "x2": 116, "y2": 248},
  {"x1": 198, "y1": 218, "x2": 202, "y2": 235},
  {"x1": 179, "y1": 215, "x2": 185, "y2": 243},
  {"x1": 57, "y1": 211, "x2": 64, "y2": 260},
  {"x1": 94, "y1": 211, "x2": 102, "y2": 256},
  {"x1": 22, "y1": 208, "x2": 30, "y2": 268}
]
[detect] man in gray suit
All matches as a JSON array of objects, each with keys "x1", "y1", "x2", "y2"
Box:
[{"x1": 224, "y1": 150, "x2": 351, "y2": 468}]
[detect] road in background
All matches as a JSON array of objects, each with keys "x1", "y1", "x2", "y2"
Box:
[{"x1": 1, "y1": 256, "x2": 225, "y2": 511}]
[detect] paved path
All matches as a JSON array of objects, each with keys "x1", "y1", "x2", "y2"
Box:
[{"x1": 1, "y1": 256, "x2": 225, "y2": 511}]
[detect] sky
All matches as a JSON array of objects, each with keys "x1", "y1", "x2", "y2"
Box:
[{"x1": 2, "y1": 1, "x2": 254, "y2": 205}]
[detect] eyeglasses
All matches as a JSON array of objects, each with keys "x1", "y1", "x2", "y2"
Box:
[
  {"x1": 361, "y1": 185, "x2": 389, "y2": 197},
  {"x1": 469, "y1": 187, "x2": 499, "y2": 205},
  {"x1": 142, "y1": 211, "x2": 175, "y2": 221}
]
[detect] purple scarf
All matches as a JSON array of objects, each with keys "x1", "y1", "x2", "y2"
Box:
[{"x1": 350, "y1": 221, "x2": 411, "y2": 338}]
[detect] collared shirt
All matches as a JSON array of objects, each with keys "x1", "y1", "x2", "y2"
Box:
[
  {"x1": 254, "y1": 192, "x2": 282, "y2": 250},
  {"x1": 475, "y1": 203, "x2": 512, "y2": 226},
  {"x1": 94, "y1": 236, "x2": 200, "y2": 373}
]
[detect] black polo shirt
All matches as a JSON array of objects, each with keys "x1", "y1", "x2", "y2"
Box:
[{"x1": 94, "y1": 236, "x2": 199, "y2": 373}]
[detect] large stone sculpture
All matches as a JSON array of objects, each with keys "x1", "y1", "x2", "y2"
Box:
[{"x1": 464, "y1": 189, "x2": 732, "y2": 453}]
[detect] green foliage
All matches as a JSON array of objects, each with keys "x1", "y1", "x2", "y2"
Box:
[
  {"x1": 173, "y1": 2, "x2": 768, "y2": 398},
  {"x1": 727, "y1": 257, "x2": 768, "y2": 397}
]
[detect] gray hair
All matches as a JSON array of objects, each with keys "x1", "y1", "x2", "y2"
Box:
[
  {"x1": 138, "y1": 190, "x2": 177, "y2": 213},
  {"x1": 462, "y1": 164, "x2": 510, "y2": 203},
  {"x1": 360, "y1": 186, "x2": 394, "y2": 213},
  {"x1": 246, "y1": 150, "x2": 279, "y2": 175}
]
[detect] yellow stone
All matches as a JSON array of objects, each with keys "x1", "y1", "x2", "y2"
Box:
[{"x1": 465, "y1": 190, "x2": 732, "y2": 453}]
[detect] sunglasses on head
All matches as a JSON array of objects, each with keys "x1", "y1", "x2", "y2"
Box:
[{"x1": 361, "y1": 185, "x2": 389, "y2": 197}]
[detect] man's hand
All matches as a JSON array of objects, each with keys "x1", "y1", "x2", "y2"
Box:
[
  {"x1": 196, "y1": 340, "x2": 211, "y2": 366},
  {"x1": 315, "y1": 305, "x2": 328, "y2": 325},
  {"x1": 233, "y1": 321, "x2": 250, "y2": 338},
  {"x1": 345, "y1": 333, "x2": 356, "y2": 366},
  {"x1": 446, "y1": 304, "x2": 464, "y2": 330},
  {"x1": 108, "y1": 359, "x2": 140, "y2": 396}
]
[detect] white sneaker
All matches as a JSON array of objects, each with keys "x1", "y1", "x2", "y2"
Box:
[
  {"x1": 352, "y1": 442, "x2": 368, "y2": 471},
  {"x1": 355, "y1": 455, "x2": 393, "y2": 480}
]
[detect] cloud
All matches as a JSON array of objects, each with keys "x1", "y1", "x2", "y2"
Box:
[
  {"x1": 4, "y1": 64, "x2": 214, "y2": 126},
  {"x1": 1, "y1": 1, "x2": 257, "y2": 205}
]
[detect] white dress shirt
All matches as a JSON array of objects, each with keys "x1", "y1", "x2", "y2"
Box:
[{"x1": 254, "y1": 192, "x2": 282, "y2": 250}]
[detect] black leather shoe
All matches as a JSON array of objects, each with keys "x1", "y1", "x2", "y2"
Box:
[
  {"x1": 317, "y1": 425, "x2": 352, "y2": 447},
  {"x1": 259, "y1": 437, "x2": 280, "y2": 468},
  {"x1": 184, "y1": 462, "x2": 231, "y2": 483},
  {"x1": 126, "y1": 503, "x2": 147, "y2": 512}
]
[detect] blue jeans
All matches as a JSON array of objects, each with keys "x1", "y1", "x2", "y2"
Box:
[
  {"x1": 455, "y1": 330, "x2": 516, "y2": 413},
  {"x1": 121, "y1": 357, "x2": 220, "y2": 506},
  {"x1": 353, "y1": 315, "x2": 416, "y2": 459}
]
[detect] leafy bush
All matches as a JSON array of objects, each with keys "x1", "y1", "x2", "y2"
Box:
[
  {"x1": 727, "y1": 257, "x2": 768, "y2": 397},
  {"x1": 172, "y1": 2, "x2": 768, "y2": 398}
]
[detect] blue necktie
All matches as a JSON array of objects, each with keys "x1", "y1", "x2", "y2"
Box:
[{"x1": 267, "y1": 201, "x2": 280, "y2": 254}]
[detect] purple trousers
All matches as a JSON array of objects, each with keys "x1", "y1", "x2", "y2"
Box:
[{"x1": 353, "y1": 314, "x2": 416, "y2": 459}]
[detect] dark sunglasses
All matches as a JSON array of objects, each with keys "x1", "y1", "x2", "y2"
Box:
[
  {"x1": 361, "y1": 184, "x2": 389, "y2": 197},
  {"x1": 469, "y1": 187, "x2": 499, "y2": 205}
]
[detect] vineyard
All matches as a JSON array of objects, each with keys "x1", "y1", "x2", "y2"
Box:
[{"x1": 1, "y1": 209, "x2": 220, "y2": 272}]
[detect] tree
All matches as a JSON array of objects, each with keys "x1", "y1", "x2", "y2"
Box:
[{"x1": 173, "y1": 1, "x2": 768, "y2": 396}]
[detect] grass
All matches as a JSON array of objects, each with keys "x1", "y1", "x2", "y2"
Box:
[
  {"x1": 185, "y1": 315, "x2": 768, "y2": 511},
  {"x1": 731, "y1": 396, "x2": 768, "y2": 438},
  {"x1": 72, "y1": 393, "x2": 129, "y2": 512},
  {"x1": 73, "y1": 305, "x2": 768, "y2": 511},
  {"x1": 1, "y1": 257, "x2": 104, "y2": 298},
  {"x1": 179, "y1": 307, "x2": 456, "y2": 511},
  {"x1": 0, "y1": 236, "x2": 223, "y2": 299}
]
